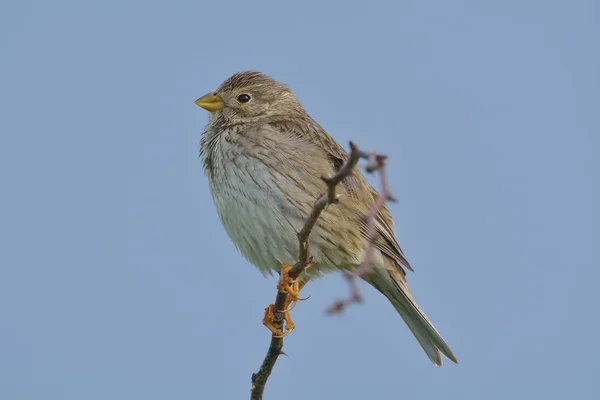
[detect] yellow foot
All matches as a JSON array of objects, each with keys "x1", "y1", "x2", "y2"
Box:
[
  {"x1": 277, "y1": 264, "x2": 300, "y2": 299},
  {"x1": 262, "y1": 304, "x2": 295, "y2": 338},
  {"x1": 277, "y1": 263, "x2": 313, "y2": 301},
  {"x1": 262, "y1": 263, "x2": 315, "y2": 338}
]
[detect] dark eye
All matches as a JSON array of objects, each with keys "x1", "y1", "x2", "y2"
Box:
[{"x1": 237, "y1": 94, "x2": 251, "y2": 103}]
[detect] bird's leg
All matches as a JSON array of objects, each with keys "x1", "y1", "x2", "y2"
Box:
[{"x1": 262, "y1": 263, "x2": 314, "y2": 337}]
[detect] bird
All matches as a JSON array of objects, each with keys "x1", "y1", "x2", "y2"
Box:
[{"x1": 195, "y1": 71, "x2": 457, "y2": 366}]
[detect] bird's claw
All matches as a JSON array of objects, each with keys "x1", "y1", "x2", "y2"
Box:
[
  {"x1": 262, "y1": 263, "x2": 315, "y2": 337},
  {"x1": 262, "y1": 304, "x2": 295, "y2": 338},
  {"x1": 277, "y1": 264, "x2": 302, "y2": 300}
]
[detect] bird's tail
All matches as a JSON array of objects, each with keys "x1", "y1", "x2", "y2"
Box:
[{"x1": 366, "y1": 263, "x2": 458, "y2": 366}]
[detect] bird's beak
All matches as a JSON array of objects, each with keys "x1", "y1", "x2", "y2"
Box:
[{"x1": 195, "y1": 93, "x2": 224, "y2": 112}]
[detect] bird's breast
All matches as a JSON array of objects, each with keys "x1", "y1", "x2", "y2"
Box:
[{"x1": 208, "y1": 149, "x2": 310, "y2": 275}]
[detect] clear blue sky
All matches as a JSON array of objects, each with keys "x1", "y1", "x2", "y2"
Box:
[{"x1": 1, "y1": 1, "x2": 598, "y2": 399}]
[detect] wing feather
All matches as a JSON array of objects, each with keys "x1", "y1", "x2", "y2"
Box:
[{"x1": 268, "y1": 118, "x2": 412, "y2": 273}]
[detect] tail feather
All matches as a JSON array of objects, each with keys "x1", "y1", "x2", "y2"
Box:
[{"x1": 367, "y1": 265, "x2": 458, "y2": 366}]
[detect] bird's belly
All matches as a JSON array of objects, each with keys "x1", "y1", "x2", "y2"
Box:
[{"x1": 210, "y1": 160, "x2": 310, "y2": 276}]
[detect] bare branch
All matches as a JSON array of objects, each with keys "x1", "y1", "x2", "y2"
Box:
[
  {"x1": 327, "y1": 151, "x2": 396, "y2": 315},
  {"x1": 250, "y1": 141, "x2": 369, "y2": 399}
]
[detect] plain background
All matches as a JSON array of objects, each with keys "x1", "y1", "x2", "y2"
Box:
[{"x1": 1, "y1": 0, "x2": 598, "y2": 399}]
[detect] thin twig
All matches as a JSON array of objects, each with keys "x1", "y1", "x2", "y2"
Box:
[
  {"x1": 327, "y1": 152, "x2": 396, "y2": 315},
  {"x1": 355, "y1": 156, "x2": 396, "y2": 277},
  {"x1": 250, "y1": 141, "x2": 369, "y2": 400}
]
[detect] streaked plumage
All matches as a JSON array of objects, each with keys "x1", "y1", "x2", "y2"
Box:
[{"x1": 197, "y1": 71, "x2": 457, "y2": 365}]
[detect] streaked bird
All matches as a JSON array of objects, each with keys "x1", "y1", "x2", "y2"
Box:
[{"x1": 195, "y1": 71, "x2": 457, "y2": 365}]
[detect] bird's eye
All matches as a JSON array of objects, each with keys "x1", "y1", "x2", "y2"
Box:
[{"x1": 237, "y1": 94, "x2": 251, "y2": 103}]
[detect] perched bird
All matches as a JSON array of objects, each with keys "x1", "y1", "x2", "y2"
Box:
[{"x1": 195, "y1": 71, "x2": 457, "y2": 365}]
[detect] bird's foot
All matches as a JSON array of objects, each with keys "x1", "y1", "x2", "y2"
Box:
[
  {"x1": 262, "y1": 303, "x2": 295, "y2": 338},
  {"x1": 277, "y1": 263, "x2": 312, "y2": 302},
  {"x1": 262, "y1": 264, "x2": 314, "y2": 338},
  {"x1": 277, "y1": 264, "x2": 301, "y2": 300}
]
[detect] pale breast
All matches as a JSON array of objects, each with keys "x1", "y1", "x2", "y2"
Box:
[{"x1": 217, "y1": 159, "x2": 306, "y2": 272}]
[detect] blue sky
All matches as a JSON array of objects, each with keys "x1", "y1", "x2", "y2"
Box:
[{"x1": 1, "y1": 0, "x2": 598, "y2": 399}]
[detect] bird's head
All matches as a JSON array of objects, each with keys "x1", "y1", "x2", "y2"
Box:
[{"x1": 195, "y1": 71, "x2": 303, "y2": 124}]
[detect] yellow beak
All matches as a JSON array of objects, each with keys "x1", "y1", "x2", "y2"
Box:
[{"x1": 195, "y1": 93, "x2": 224, "y2": 112}]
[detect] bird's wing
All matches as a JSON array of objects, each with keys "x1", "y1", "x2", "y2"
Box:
[{"x1": 268, "y1": 118, "x2": 413, "y2": 273}]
